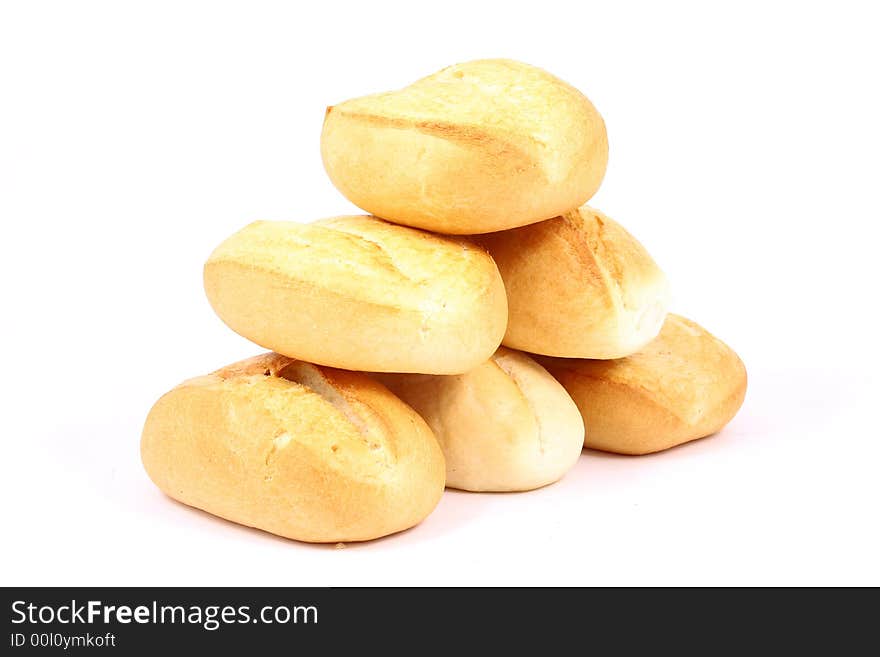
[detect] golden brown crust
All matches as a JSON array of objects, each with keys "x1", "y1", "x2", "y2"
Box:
[
  {"x1": 321, "y1": 59, "x2": 608, "y2": 234},
  {"x1": 375, "y1": 347, "x2": 584, "y2": 492},
  {"x1": 325, "y1": 110, "x2": 540, "y2": 157},
  {"x1": 140, "y1": 353, "x2": 446, "y2": 543},
  {"x1": 539, "y1": 315, "x2": 747, "y2": 454},
  {"x1": 476, "y1": 205, "x2": 671, "y2": 359},
  {"x1": 203, "y1": 216, "x2": 508, "y2": 374}
]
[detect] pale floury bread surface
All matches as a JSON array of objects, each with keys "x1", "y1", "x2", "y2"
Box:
[
  {"x1": 141, "y1": 353, "x2": 446, "y2": 543},
  {"x1": 376, "y1": 347, "x2": 584, "y2": 492},
  {"x1": 321, "y1": 59, "x2": 608, "y2": 234},
  {"x1": 540, "y1": 315, "x2": 747, "y2": 455},
  {"x1": 204, "y1": 216, "x2": 508, "y2": 374},
  {"x1": 477, "y1": 205, "x2": 671, "y2": 359}
]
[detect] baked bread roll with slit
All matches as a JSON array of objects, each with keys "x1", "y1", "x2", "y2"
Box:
[
  {"x1": 376, "y1": 347, "x2": 584, "y2": 492},
  {"x1": 476, "y1": 205, "x2": 671, "y2": 359},
  {"x1": 539, "y1": 315, "x2": 747, "y2": 455},
  {"x1": 140, "y1": 353, "x2": 445, "y2": 543},
  {"x1": 321, "y1": 59, "x2": 608, "y2": 234},
  {"x1": 204, "y1": 215, "x2": 507, "y2": 374}
]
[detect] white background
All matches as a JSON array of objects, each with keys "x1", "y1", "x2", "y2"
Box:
[{"x1": 2, "y1": 1, "x2": 878, "y2": 586}]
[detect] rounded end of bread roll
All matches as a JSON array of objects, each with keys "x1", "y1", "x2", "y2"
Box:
[
  {"x1": 141, "y1": 353, "x2": 446, "y2": 543},
  {"x1": 603, "y1": 269, "x2": 672, "y2": 360},
  {"x1": 477, "y1": 205, "x2": 671, "y2": 359},
  {"x1": 376, "y1": 347, "x2": 584, "y2": 492},
  {"x1": 203, "y1": 216, "x2": 507, "y2": 374},
  {"x1": 321, "y1": 58, "x2": 608, "y2": 234},
  {"x1": 540, "y1": 315, "x2": 747, "y2": 455}
]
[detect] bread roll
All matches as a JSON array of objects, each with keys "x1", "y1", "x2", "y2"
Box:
[
  {"x1": 375, "y1": 347, "x2": 584, "y2": 492},
  {"x1": 539, "y1": 315, "x2": 747, "y2": 455},
  {"x1": 141, "y1": 353, "x2": 445, "y2": 543},
  {"x1": 204, "y1": 215, "x2": 507, "y2": 374},
  {"x1": 321, "y1": 59, "x2": 608, "y2": 234},
  {"x1": 476, "y1": 205, "x2": 671, "y2": 359}
]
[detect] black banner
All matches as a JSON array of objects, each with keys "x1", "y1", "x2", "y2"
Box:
[{"x1": 1, "y1": 587, "x2": 873, "y2": 652}]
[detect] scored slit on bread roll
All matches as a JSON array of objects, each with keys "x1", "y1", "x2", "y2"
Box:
[
  {"x1": 539, "y1": 314, "x2": 747, "y2": 455},
  {"x1": 140, "y1": 353, "x2": 446, "y2": 543},
  {"x1": 375, "y1": 347, "x2": 584, "y2": 492},
  {"x1": 476, "y1": 205, "x2": 671, "y2": 359},
  {"x1": 321, "y1": 58, "x2": 608, "y2": 234},
  {"x1": 204, "y1": 215, "x2": 508, "y2": 374}
]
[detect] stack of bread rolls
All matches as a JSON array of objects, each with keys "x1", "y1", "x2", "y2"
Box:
[{"x1": 142, "y1": 59, "x2": 747, "y2": 543}]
